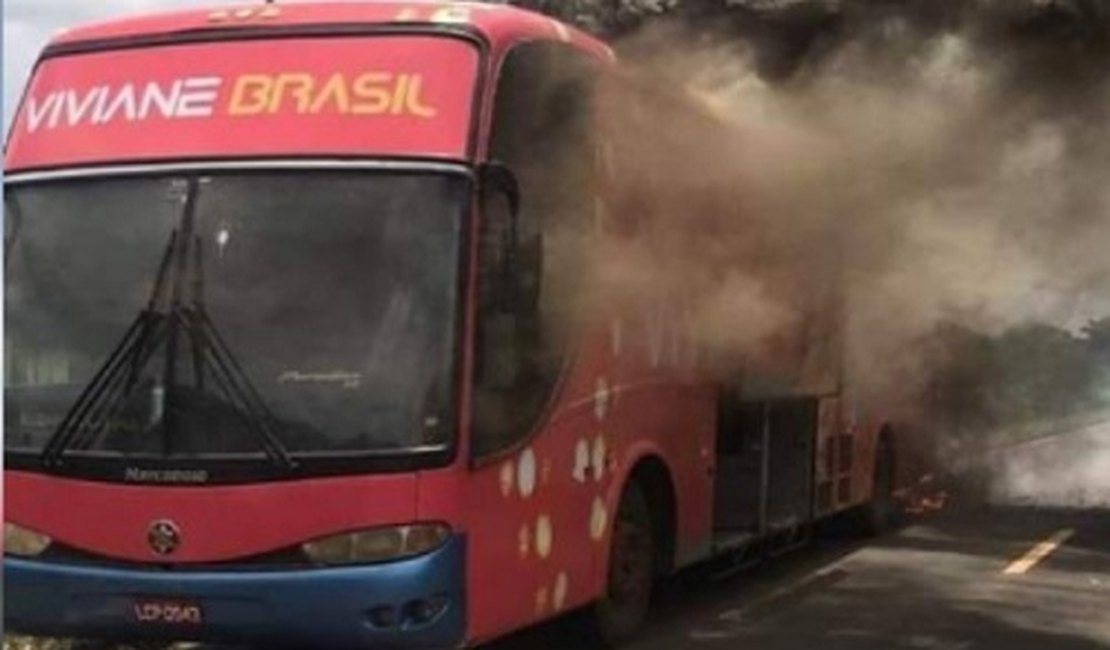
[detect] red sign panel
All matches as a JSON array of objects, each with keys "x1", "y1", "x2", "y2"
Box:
[{"x1": 5, "y1": 36, "x2": 479, "y2": 171}]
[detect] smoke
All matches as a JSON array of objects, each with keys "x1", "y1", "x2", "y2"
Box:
[
  {"x1": 567, "y1": 5, "x2": 1110, "y2": 503},
  {"x1": 989, "y1": 421, "x2": 1110, "y2": 508}
]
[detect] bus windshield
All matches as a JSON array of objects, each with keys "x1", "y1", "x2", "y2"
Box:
[{"x1": 4, "y1": 170, "x2": 466, "y2": 463}]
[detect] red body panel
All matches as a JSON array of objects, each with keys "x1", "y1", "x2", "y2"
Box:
[
  {"x1": 462, "y1": 316, "x2": 717, "y2": 642},
  {"x1": 4, "y1": 471, "x2": 425, "y2": 563},
  {"x1": 49, "y1": 2, "x2": 610, "y2": 62},
  {"x1": 7, "y1": 37, "x2": 479, "y2": 171}
]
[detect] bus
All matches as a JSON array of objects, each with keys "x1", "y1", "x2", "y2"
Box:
[{"x1": 3, "y1": 2, "x2": 903, "y2": 648}]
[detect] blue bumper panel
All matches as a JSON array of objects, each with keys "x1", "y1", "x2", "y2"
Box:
[{"x1": 5, "y1": 535, "x2": 466, "y2": 649}]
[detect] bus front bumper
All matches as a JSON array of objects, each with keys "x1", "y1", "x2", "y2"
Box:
[{"x1": 4, "y1": 535, "x2": 466, "y2": 649}]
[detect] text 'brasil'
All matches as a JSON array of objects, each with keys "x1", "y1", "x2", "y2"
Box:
[{"x1": 22, "y1": 71, "x2": 438, "y2": 134}]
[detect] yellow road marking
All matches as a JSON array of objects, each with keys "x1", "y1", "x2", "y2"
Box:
[{"x1": 1003, "y1": 528, "x2": 1075, "y2": 575}]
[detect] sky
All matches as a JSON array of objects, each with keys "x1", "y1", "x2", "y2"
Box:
[{"x1": 2, "y1": 0, "x2": 250, "y2": 130}]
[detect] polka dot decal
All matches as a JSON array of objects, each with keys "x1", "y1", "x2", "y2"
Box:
[
  {"x1": 573, "y1": 439, "x2": 590, "y2": 483},
  {"x1": 553, "y1": 572, "x2": 569, "y2": 611},
  {"x1": 488, "y1": 366, "x2": 626, "y2": 622},
  {"x1": 518, "y1": 523, "x2": 531, "y2": 559},
  {"x1": 517, "y1": 448, "x2": 537, "y2": 498},
  {"x1": 431, "y1": 6, "x2": 471, "y2": 23},
  {"x1": 535, "y1": 515, "x2": 554, "y2": 559},
  {"x1": 591, "y1": 436, "x2": 607, "y2": 482},
  {"x1": 535, "y1": 586, "x2": 549, "y2": 614},
  {"x1": 499, "y1": 461, "x2": 515, "y2": 498},
  {"x1": 590, "y1": 497, "x2": 608, "y2": 542},
  {"x1": 594, "y1": 378, "x2": 611, "y2": 421}
]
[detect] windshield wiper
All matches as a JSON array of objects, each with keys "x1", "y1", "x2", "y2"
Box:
[
  {"x1": 5, "y1": 196, "x2": 24, "y2": 267},
  {"x1": 40, "y1": 178, "x2": 296, "y2": 471},
  {"x1": 39, "y1": 232, "x2": 176, "y2": 465}
]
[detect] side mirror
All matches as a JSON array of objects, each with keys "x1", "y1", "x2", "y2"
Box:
[
  {"x1": 474, "y1": 161, "x2": 534, "y2": 391},
  {"x1": 478, "y1": 161, "x2": 523, "y2": 313},
  {"x1": 478, "y1": 161, "x2": 541, "y2": 313}
]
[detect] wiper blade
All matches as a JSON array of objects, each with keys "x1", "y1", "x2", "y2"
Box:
[
  {"x1": 40, "y1": 178, "x2": 297, "y2": 471},
  {"x1": 179, "y1": 279, "x2": 296, "y2": 470},
  {"x1": 5, "y1": 195, "x2": 25, "y2": 268},
  {"x1": 40, "y1": 232, "x2": 177, "y2": 466}
]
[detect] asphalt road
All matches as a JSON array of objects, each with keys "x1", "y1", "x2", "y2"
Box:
[{"x1": 486, "y1": 506, "x2": 1110, "y2": 650}]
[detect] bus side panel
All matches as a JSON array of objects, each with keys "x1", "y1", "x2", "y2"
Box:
[
  {"x1": 463, "y1": 380, "x2": 608, "y2": 642},
  {"x1": 613, "y1": 308, "x2": 718, "y2": 570},
  {"x1": 852, "y1": 418, "x2": 884, "y2": 508},
  {"x1": 667, "y1": 383, "x2": 717, "y2": 568},
  {"x1": 463, "y1": 322, "x2": 716, "y2": 642}
]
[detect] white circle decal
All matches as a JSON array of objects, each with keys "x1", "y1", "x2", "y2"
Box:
[
  {"x1": 591, "y1": 436, "x2": 607, "y2": 482},
  {"x1": 517, "y1": 448, "x2": 537, "y2": 498},
  {"x1": 518, "y1": 523, "x2": 531, "y2": 559},
  {"x1": 432, "y1": 6, "x2": 471, "y2": 23},
  {"x1": 535, "y1": 515, "x2": 554, "y2": 559},
  {"x1": 499, "y1": 461, "x2": 515, "y2": 498},
  {"x1": 553, "y1": 572, "x2": 569, "y2": 611},
  {"x1": 594, "y1": 378, "x2": 611, "y2": 421},
  {"x1": 590, "y1": 497, "x2": 609, "y2": 541},
  {"x1": 535, "y1": 586, "x2": 549, "y2": 614},
  {"x1": 573, "y1": 439, "x2": 590, "y2": 483}
]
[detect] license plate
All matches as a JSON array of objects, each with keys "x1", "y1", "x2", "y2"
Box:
[{"x1": 132, "y1": 597, "x2": 204, "y2": 625}]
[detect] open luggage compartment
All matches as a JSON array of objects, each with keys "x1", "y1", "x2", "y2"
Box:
[{"x1": 713, "y1": 392, "x2": 818, "y2": 541}]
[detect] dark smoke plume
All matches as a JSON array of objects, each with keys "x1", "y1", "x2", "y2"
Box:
[{"x1": 526, "y1": 0, "x2": 1110, "y2": 505}]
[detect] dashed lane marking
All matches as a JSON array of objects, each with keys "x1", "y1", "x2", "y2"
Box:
[{"x1": 1003, "y1": 528, "x2": 1075, "y2": 575}]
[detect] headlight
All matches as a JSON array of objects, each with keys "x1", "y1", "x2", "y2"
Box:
[
  {"x1": 302, "y1": 523, "x2": 450, "y2": 566},
  {"x1": 4, "y1": 522, "x2": 52, "y2": 557}
]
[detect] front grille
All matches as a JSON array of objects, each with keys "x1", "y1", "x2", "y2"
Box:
[{"x1": 41, "y1": 541, "x2": 312, "y2": 571}]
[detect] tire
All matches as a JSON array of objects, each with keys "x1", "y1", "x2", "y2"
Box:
[
  {"x1": 860, "y1": 435, "x2": 898, "y2": 535},
  {"x1": 584, "y1": 481, "x2": 656, "y2": 646}
]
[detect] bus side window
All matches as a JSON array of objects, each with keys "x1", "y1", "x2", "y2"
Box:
[{"x1": 471, "y1": 43, "x2": 598, "y2": 460}]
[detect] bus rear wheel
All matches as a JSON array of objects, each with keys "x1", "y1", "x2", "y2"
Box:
[
  {"x1": 860, "y1": 433, "x2": 898, "y2": 535},
  {"x1": 585, "y1": 481, "x2": 655, "y2": 646}
]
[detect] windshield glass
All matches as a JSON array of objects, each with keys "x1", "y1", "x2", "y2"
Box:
[{"x1": 4, "y1": 171, "x2": 466, "y2": 460}]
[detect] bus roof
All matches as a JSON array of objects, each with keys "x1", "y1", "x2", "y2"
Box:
[{"x1": 47, "y1": 2, "x2": 613, "y2": 61}]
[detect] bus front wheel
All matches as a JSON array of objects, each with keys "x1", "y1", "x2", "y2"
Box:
[{"x1": 584, "y1": 481, "x2": 655, "y2": 646}]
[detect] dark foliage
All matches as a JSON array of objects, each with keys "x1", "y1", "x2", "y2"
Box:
[
  {"x1": 923, "y1": 320, "x2": 1110, "y2": 438},
  {"x1": 511, "y1": 0, "x2": 1110, "y2": 79}
]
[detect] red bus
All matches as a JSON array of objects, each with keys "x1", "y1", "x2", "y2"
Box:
[{"x1": 3, "y1": 3, "x2": 901, "y2": 648}]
